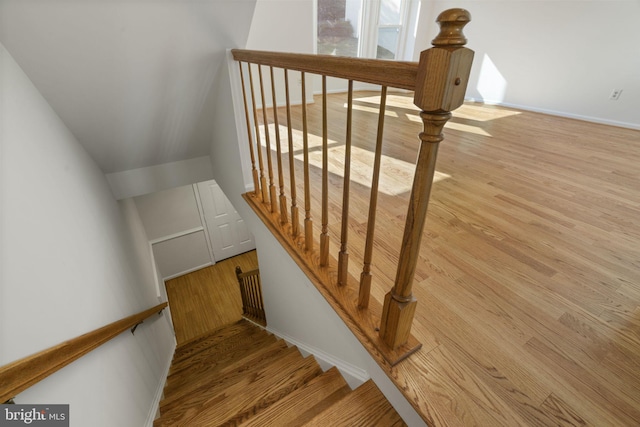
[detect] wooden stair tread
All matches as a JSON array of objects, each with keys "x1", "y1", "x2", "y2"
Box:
[
  {"x1": 166, "y1": 331, "x2": 277, "y2": 387},
  {"x1": 155, "y1": 351, "x2": 323, "y2": 426},
  {"x1": 160, "y1": 341, "x2": 293, "y2": 414},
  {"x1": 168, "y1": 327, "x2": 266, "y2": 377},
  {"x1": 163, "y1": 337, "x2": 287, "y2": 403},
  {"x1": 159, "y1": 346, "x2": 302, "y2": 422},
  {"x1": 155, "y1": 318, "x2": 406, "y2": 426},
  {"x1": 302, "y1": 380, "x2": 406, "y2": 427},
  {"x1": 238, "y1": 366, "x2": 351, "y2": 427},
  {"x1": 174, "y1": 319, "x2": 252, "y2": 352},
  {"x1": 172, "y1": 320, "x2": 262, "y2": 364}
]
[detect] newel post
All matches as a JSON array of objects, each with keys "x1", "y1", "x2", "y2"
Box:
[{"x1": 379, "y1": 9, "x2": 474, "y2": 349}]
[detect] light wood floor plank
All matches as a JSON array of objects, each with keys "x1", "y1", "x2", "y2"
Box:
[
  {"x1": 165, "y1": 250, "x2": 259, "y2": 345},
  {"x1": 250, "y1": 92, "x2": 640, "y2": 426}
]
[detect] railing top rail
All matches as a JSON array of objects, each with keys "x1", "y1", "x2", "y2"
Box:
[
  {"x1": 231, "y1": 49, "x2": 419, "y2": 91},
  {"x1": 237, "y1": 268, "x2": 260, "y2": 279},
  {"x1": 232, "y1": 8, "x2": 472, "y2": 95},
  {"x1": 0, "y1": 302, "x2": 167, "y2": 403}
]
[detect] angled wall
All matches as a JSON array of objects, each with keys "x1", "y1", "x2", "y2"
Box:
[{"x1": 0, "y1": 42, "x2": 174, "y2": 427}]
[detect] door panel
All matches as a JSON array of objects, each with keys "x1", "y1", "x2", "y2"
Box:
[
  {"x1": 237, "y1": 218, "x2": 251, "y2": 244},
  {"x1": 197, "y1": 180, "x2": 255, "y2": 262}
]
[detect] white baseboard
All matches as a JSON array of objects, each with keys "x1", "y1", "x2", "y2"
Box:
[
  {"x1": 265, "y1": 326, "x2": 369, "y2": 390},
  {"x1": 145, "y1": 340, "x2": 176, "y2": 427},
  {"x1": 162, "y1": 262, "x2": 212, "y2": 281},
  {"x1": 466, "y1": 98, "x2": 640, "y2": 130}
]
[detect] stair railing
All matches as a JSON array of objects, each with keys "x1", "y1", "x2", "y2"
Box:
[
  {"x1": 0, "y1": 302, "x2": 167, "y2": 403},
  {"x1": 231, "y1": 9, "x2": 473, "y2": 365},
  {"x1": 235, "y1": 266, "x2": 267, "y2": 326}
]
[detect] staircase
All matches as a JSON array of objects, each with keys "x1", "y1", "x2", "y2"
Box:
[{"x1": 154, "y1": 319, "x2": 406, "y2": 426}]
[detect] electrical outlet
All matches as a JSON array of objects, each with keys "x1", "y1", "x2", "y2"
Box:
[{"x1": 610, "y1": 89, "x2": 623, "y2": 101}]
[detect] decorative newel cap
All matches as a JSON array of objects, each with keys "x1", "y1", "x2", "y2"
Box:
[{"x1": 432, "y1": 8, "x2": 471, "y2": 47}]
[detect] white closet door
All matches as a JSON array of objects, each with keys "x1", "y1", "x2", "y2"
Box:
[{"x1": 197, "y1": 180, "x2": 255, "y2": 262}]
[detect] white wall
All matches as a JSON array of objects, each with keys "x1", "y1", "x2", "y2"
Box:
[
  {"x1": 0, "y1": 42, "x2": 174, "y2": 426},
  {"x1": 237, "y1": 0, "x2": 358, "y2": 195},
  {"x1": 246, "y1": 0, "x2": 315, "y2": 105},
  {"x1": 245, "y1": 0, "x2": 640, "y2": 129},
  {"x1": 133, "y1": 184, "x2": 213, "y2": 280},
  {"x1": 106, "y1": 156, "x2": 214, "y2": 200},
  {"x1": 134, "y1": 185, "x2": 204, "y2": 241},
  {"x1": 247, "y1": 0, "x2": 314, "y2": 54},
  {"x1": 414, "y1": 0, "x2": 640, "y2": 129},
  {"x1": 211, "y1": 56, "x2": 256, "y2": 204}
]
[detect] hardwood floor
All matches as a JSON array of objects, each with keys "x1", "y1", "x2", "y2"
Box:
[
  {"x1": 252, "y1": 91, "x2": 640, "y2": 426},
  {"x1": 165, "y1": 250, "x2": 259, "y2": 345}
]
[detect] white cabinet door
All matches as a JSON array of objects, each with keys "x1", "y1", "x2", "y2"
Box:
[{"x1": 197, "y1": 180, "x2": 255, "y2": 262}]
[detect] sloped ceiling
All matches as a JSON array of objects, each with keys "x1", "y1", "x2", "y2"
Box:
[{"x1": 0, "y1": 0, "x2": 256, "y2": 173}]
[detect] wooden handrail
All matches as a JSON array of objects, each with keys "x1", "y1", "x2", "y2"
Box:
[
  {"x1": 233, "y1": 8, "x2": 474, "y2": 361},
  {"x1": 0, "y1": 302, "x2": 167, "y2": 403},
  {"x1": 231, "y1": 49, "x2": 418, "y2": 91}
]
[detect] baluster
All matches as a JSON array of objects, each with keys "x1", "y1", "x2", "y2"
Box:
[
  {"x1": 247, "y1": 64, "x2": 268, "y2": 201},
  {"x1": 380, "y1": 8, "x2": 473, "y2": 349},
  {"x1": 248, "y1": 276, "x2": 257, "y2": 318},
  {"x1": 359, "y1": 86, "x2": 388, "y2": 308},
  {"x1": 301, "y1": 72, "x2": 313, "y2": 252},
  {"x1": 337, "y1": 80, "x2": 354, "y2": 286},
  {"x1": 320, "y1": 76, "x2": 329, "y2": 266},
  {"x1": 258, "y1": 66, "x2": 277, "y2": 211},
  {"x1": 256, "y1": 274, "x2": 266, "y2": 323},
  {"x1": 236, "y1": 266, "x2": 247, "y2": 315},
  {"x1": 269, "y1": 66, "x2": 288, "y2": 224},
  {"x1": 238, "y1": 63, "x2": 260, "y2": 194},
  {"x1": 284, "y1": 70, "x2": 300, "y2": 238}
]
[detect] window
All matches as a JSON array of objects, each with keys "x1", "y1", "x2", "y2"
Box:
[
  {"x1": 317, "y1": 0, "x2": 363, "y2": 57},
  {"x1": 317, "y1": 0, "x2": 411, "y2": 60},
  {"x1": 376, "y1": 0, "x2": 404, "y2": 59}
]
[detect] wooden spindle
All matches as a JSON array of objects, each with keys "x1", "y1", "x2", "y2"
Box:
[
  {"x1": 238, "y1": 63, "x2": 260, "y2": 194},
  {"x1": 380, "y1": 8, "x2": 473, "y2": 349},
  {"x1": 249, "y1": 276, "x2": 258, "y2": 317},
  {"x1": 270, "y1": 66, "x2": 288, "y2": 225},
  {"x1": 359, "y1": 86, "x2": 388, "y2": 309},
  {"x1": 255, "y1": 274, "x2": 266, "y2": 318},
  {"x1": 236, "y1": 266, "x2": 248, "y2": 315},
  {"x1": 258, "y1": 65, "x2": 277, "y2": 211},
  {"x1": 284, "y1": 70, "x2": 300, "y2": 238},
  {"x1": 337, "y1": 81, "x2": 354, "y2": 286},
  {"x1": 248, "y1": 64, "x2": 268, "y2": 201},
  {"x1": 301, "y1": 72, "x2": 313, "y2": 252},
  {"x1": 320, "y1": 76, "x2": 329, "y2": 267}
]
